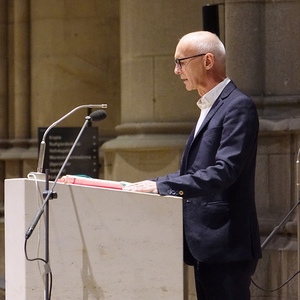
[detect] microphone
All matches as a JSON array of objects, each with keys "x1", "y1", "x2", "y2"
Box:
[
  {"x1": 36, "y1": 104, "x2": 107, "y2": 173},
  {"x1": 88, "y1": 109, "x2": 107, "y2": 122},
  {"x1": 25, "y1": 110, "x2": 107, "y2": 240}
]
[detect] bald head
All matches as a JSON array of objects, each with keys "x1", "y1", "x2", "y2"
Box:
[{"x1": 177, "y1": 31, "x2": 226, "y2": 77}]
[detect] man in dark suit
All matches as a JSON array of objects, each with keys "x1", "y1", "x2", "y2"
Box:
[{"x1": 123, "y1": 31, "x2": 262, "y2": 300}]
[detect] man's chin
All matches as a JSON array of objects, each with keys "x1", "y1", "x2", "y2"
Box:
[
  {"x1": 185, "y1": 85, "x2": 193, "y2": 91},
  {"x1": 183, "y1": 81, "x2": 194, "y2": 91}
]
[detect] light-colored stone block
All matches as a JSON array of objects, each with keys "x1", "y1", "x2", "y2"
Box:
[{"x1": 5, "y1": 178, "x2": 183, "y2": 299}]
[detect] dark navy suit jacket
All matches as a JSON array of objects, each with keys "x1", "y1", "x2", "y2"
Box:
[{"x1": 155, "y1": 81, "x2": 262, "y2": 264}]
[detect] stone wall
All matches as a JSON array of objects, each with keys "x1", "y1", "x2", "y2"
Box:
[
  {"x1": 0, "y1": 0, "x2": 300, "y2": 299},
  {"x1": 0, "y1": 0, "x2": 121, "y2": 298}
]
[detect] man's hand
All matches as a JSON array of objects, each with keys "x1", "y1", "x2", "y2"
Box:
[{"x1": 123, "y1": 180, "x2": 158, "y2": 194}]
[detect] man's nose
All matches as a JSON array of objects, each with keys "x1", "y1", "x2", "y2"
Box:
[{"x1": 174, "y1": 64, "x2": 181, "y2": 75}]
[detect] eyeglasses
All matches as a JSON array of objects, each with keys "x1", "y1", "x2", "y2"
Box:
[{"x1": 174, "y1": 53, "x2": 206, "y2": 69}]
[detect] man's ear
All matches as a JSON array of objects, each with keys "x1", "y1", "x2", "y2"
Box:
[{"x1": 204, "y1": 53, "x2": 214, "y2": 70}]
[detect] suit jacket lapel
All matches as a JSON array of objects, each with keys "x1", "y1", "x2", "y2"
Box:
[{"x1": 180, "y1": 81, "x2": 237, "y2": 173}]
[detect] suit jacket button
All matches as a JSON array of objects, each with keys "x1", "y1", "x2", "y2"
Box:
[{"x1": 178, "y1": 190, "x2": 184, "y2": 196}]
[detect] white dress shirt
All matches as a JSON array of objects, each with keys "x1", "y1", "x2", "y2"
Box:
[{"x1": 194, "y1": 77, "x2": 231, "y2": 137}]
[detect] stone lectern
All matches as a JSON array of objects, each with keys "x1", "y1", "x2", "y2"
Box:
[{"x1": 5, "y1": 178, "x2": 183, "y2": 299}]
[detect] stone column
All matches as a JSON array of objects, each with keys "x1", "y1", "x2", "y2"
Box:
[
  {"x1": 0, "y1": 0, "x2": 31, "y2": 181},
  {"x1": 225, "y1": 0, "x2": 264, "y2": 96},
  {"x1": 226, "y1": 0, "x2": 300, "y2": 299},
  {"x1": 7, "y1": 0, "x2": 30, "y2": 140},
  {"x1": 0, "y1": 1, "x2": 7, "y2": 285},
  {"x1": 226, "y1": 0, "x2": 300, "y2": 98},
  {"x1": 102, "y1": 0, "x2": 204, "y2": 182},
  {"x1": 30, "y1": 0, "x2": 120, "y2": 139},
  {"x1": 0, "y1": 0, "x2": 8, "y2": 141}
]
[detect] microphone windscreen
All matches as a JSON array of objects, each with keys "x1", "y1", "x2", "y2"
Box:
[{"x1": 90, "y1": 110, "x2": 107, "y2": 122}]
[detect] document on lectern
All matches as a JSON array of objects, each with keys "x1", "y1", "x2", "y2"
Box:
[{"x1": 58, "y1": 174, "x2": 129, "y2": 190}]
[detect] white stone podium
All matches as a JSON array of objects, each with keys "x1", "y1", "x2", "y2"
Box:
[{"x1": 5, "y1": 178, "x2": 183, "y2": 299}]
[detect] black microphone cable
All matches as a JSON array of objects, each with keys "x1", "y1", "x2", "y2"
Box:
[
  {"x1": 24, "y1": 238, "x2": 53, "y2": 299},
  {"x1": 251, "y1": 270, "x2": 300, "y2": 292}
]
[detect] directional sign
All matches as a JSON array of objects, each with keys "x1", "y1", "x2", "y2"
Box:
[{"x1": 38, "y1": 127, "x2": 99, "y2": 180}]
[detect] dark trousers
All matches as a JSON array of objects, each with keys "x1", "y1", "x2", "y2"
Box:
[{"x1": 193, "y1": 259, "x2": 258, "y2": 300}]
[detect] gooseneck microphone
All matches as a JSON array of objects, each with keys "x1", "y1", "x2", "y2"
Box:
[
  {"x1": 88, "y1": 109, "x2": 107, "y2": 122},
  {"x1": 26, "y1": 109, "x2": 107, "y2": 240},
  {"x1": 37, "y1": 104, "x2": 107, "y2": 173}
]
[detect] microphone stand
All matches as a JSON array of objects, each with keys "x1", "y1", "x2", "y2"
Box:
[
  {"x1": 25, "y1": 115, "x2": 94, "y2": 299},
  {"x1": 44, "y1": 169, "x2": 52, "y2": 300},
  {"x1": 261, "y1": 199, "x2": 300, "y2": 250}
]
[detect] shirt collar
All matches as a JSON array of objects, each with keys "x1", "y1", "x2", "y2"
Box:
[{"x1": 197, "y1": 77, "x2": 231, "y2": 110}]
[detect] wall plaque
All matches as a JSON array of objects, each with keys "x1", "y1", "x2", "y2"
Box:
[{"x1": 38, "y1": 127, "x2": 99, "y2": 180}]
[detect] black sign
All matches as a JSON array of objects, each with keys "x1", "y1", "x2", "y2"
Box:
[{"x1": 38, "y1": 127, "x2": 99, "y2": 180}]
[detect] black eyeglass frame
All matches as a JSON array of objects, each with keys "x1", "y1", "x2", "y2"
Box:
[{"x1": 174, "y1": 53, "x2": 207, "y2": 68}]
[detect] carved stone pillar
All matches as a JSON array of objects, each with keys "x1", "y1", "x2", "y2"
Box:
[
  {"x1": 0, "y1": 0, "x2": 8, "y2": 141},
  {"x1": 102, "y1": 0, "x2": 203, "y2": 182},
  {"x1": 8, "y1": 0, "x2": 30, "y2": 140},
  {"x1": 226, "y1": 0, "x2": 300, "y2": 298}
]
